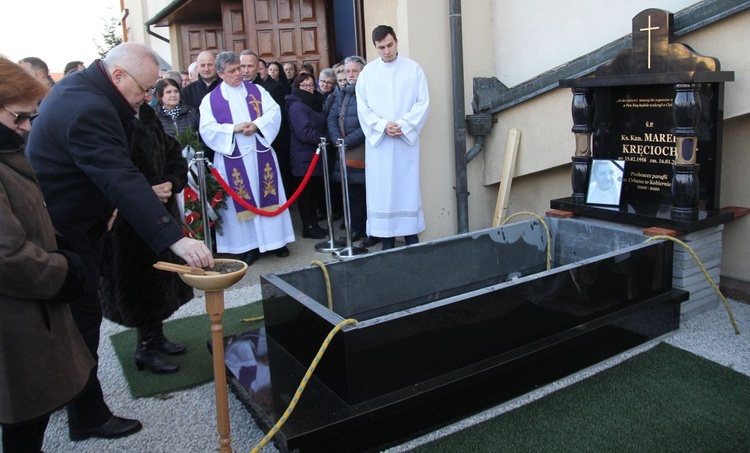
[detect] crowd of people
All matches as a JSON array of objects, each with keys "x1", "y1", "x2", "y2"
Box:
[{"x1": 0, "y1": 24, "x2": 429, "y2": 450}]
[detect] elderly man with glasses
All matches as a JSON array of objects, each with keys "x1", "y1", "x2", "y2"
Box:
[{"x1": 26, "y1": 42, "x2": 214, "y2": 442}]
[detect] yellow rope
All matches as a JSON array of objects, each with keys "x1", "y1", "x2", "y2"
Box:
[
  {"x1": 241, "y1": 260, "x2": 334, "y2": 323},
  {"x1": 240, "y1": 315, "x2": 264, "y2": 323},
  {"x1": 501, "y1": 212, "x2": 552, "y2": 270},
  {"x1": 645, "y1": 235, "x2": 740, "y2": 335},
  {"x1": 249, "y1": 318, "x2": 358, "y2": 453},
  {"x1": 311, "y1": 260, "x2": 334, "y2": 311}
]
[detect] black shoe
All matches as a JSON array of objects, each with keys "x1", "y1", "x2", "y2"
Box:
[
  {"x1": 69, "y1": 416, "x2": 143, "y2": 441},
  {"x1": 240, "y1": 249, "x2": 259, "y2": 266},
  {"x1": 302, "y1": 224, "x2": 327, "y2": 239},
  {"x1": 134, "y1": 334, "x2": 180, "y2": 374},
  {"x1": 153, "y1": 325, "x2": 187, "y2": 356},
  {"x1": 274, "y1": 246, "x2": 290, "y2": 257},
  {"x1": 360, "y1": 236, "x2": 380, "y2": 248}
]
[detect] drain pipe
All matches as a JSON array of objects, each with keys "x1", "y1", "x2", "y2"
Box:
[
  {"x1": 147, "y1": 25, "x2": 170, "y2": 44},
  {"x1": 450, "y1": 0, "x2": 470, "y2": 234}
]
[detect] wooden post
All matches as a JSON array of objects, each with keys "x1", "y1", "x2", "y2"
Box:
[
  {"x1": 493, "y1": 128, "x2": 521, "y2": 227},
  {"x1": 205, "y1": 290, "x2": 232, "y2": 453}
]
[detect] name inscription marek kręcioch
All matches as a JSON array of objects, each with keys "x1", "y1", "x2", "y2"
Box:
[{"x1": 596, "y1": 86, "x2": 678, "y2": 204}]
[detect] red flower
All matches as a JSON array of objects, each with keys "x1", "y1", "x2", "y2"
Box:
[
  {"x1": 184, "y1": 187, "x2": 198, "y2": 202},
  {"x1": 185, "y1": 211, "x2": 201, "y2": 224},
  {"x1": 211, "y1": 191, "x2": 224, "y2": 206}
]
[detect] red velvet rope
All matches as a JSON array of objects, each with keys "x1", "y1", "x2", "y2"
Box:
[{"x1": 209, "y1": 149, "x2": 320, "y2": 217}]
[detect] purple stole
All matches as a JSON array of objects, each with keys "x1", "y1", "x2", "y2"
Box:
[{"x1": 209, "y1": 81, "x2": 280, "y2": 222}]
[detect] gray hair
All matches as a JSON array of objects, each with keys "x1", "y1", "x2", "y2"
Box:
[
  {"x1": 319, "y1": 68, "x2": 335, "y2": 80},
  {"x1": 215, "y1": 51, "x2": 240, "y2": 74},
  {"x1": 240, "y1": 50, "x2": 259, "y2": 59},
  {"x1": 344, "y1": 55, "x2": 366, "y2": 69},
  {"x1": 103, "y1": 42, "x2": 159, "y2": 72},
  {"x1": 164, "y1": 70, "x2": 182, "y2": 85}
]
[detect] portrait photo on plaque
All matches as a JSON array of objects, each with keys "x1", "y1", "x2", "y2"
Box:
[{"x1": 586, "y1": 159, "x2": 625, "y2": 206}]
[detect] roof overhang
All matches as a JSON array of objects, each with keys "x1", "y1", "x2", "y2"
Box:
[{"x1": 145, "y1": 0, "x2": 221, "y2": 27}]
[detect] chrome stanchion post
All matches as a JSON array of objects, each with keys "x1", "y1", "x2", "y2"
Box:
[
  {"x1": 195, "y1": 151, "x2": 213, "y2": 252},
  {"x1": 315, "y1": 137, "x2": 346, "y2": 252},
  {"x1": 333, "y1": 138, "x2": 367, "y2": 259}
]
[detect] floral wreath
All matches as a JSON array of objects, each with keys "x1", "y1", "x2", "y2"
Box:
[{"x1": 176, "y1": 127, "x2": 226, "y2": 240}]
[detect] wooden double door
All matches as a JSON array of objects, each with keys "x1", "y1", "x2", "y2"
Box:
[{"x1": 180, "y1": 0, "x2": 330, "y2": 74}]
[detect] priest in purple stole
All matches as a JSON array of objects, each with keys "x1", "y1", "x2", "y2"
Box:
[{"x1": 199, "y1": 52, "x2": 295, "y2": 263}]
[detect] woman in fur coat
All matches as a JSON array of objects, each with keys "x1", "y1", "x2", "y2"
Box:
[{"x1": 99, "y1": 102, "x2": 194, "y2": 374}]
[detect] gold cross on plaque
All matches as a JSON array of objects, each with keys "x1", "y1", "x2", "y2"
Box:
[{"x1": 639, "y1": 15, "x2": 660, "y2": 70}]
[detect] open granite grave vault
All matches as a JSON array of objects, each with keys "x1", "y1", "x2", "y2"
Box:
[{"x1": 226, "y1": 217, "x2": 687, "y2": 452}]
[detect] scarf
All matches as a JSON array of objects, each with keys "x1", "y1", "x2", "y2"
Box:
[
  {"x1": 291, "y1": 87, "x2": 323, "y2": 112},
  {"x1": 160, "y1": 103, "x2": 182, "y2": 122}
]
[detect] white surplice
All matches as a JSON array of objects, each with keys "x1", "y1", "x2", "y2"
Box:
[
  {"x1": 199, "y1": 82, "x2": 295, "y2": 253},
  {"x1": 356, "y1": 54, "x2": 430, "y2": 237}
]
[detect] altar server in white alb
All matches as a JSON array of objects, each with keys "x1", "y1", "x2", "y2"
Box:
[
  {"x1": 356, "y1": 25, "x2": 430, "y2": 251},
  {"x1": 199, "y1": 51, "x2": 294, "y2": 265}
]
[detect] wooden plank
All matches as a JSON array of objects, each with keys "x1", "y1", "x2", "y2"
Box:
[
  {"x1": 492, "y1": 128, "x2": 521, "y2": 227},
  {"x1": 643, "y1": 227, "x2": 681, "y2": 237},
  {"x1": 546, "y1": 209, "x2": 578, "y2": 218},
  {"x1": 722, "y1": 206, "x2": 750, "y2": 219}
]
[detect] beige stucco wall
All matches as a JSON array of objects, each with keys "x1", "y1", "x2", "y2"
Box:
[
  {"x1": 123, "y1": 0, "x2": 175, "y2": 68},
  {"x1": 362, "y1": 0, "x2": 748, "y2": 282}
]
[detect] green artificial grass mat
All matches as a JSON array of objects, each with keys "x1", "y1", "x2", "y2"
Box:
[
  {"x1": 413, "y1": 343, "x2": 750, "y2": 453},
  {"x1": 110, "y1": 301, "x2": 263, "y2": 398}
]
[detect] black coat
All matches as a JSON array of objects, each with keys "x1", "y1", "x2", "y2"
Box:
[
  {"x1": 252, "y1": 75, "x2": 293, "y2": 189},
  {"x1": 181, "y1": 76, "x2": 221, "y2": 110},
  {"x1": 286, "y1": 89, "x2": 326, "y2": 177},
  {"x1": 27, "y1": 61, "x2": 185, "y2": 294},
  {"x1": 99, "y1": 105, "x2": 193, "y2": 327}
]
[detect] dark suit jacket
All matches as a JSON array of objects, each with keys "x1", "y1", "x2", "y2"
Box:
[
  {"x1": 181, "y1": 76, "x2": 221, "y2": 110},
  {"x1": 27, "y1": 61, "x2": 184, "y2": 263}
]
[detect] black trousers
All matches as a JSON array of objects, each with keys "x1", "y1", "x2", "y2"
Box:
[
  {"x1": 1, "y1": 413, "x2": 50, "y2": 453},
  {"x1": 295, "y1": 175, "x2": 324, "y2": 227},
  {"x1": 346, "y1": 182, "x2": 367, "y2": 234},
  {"x1": 66, "y1": 248, "x2": 113, "y2": 431}
]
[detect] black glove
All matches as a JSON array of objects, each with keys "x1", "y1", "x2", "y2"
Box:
[{"x1": 49, "y1": 250, "x2": 86, "y2": 304}]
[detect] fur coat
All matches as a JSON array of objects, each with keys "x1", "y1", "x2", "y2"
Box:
[{"x1": 99, "y1": 104, "x2": 193, "y2": 327}]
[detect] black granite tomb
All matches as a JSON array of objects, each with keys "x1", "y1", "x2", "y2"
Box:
[
  {"x1": 226, "y1": 218, "x2": 685, "y2": 452},
  {"x1": 553, "y1": 8, "x2": 736, "y2": 231}
]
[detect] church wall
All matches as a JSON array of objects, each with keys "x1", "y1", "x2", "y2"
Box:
[
  {"x1": 361, "y1": 0, "x2": 748, "y2": 281},
  {"x1": 719, "y1": 115, "x2": 750, "y2": 281},
  {"x1": 493, "y1": 0, "x2": 698, "y2": 87}
]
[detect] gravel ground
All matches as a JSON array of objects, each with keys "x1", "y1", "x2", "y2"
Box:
[{"x1": 35, "y1": 283, "x2": 749, "y2": 453}]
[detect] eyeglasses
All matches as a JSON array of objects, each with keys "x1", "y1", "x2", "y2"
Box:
[
  {"x1": 3, "y1": 106, "x2": 39, "y2": 124},
  {"x1": 299, "y1": 83, "x2": 315, "y2": 89},
  {"x1": 117, "y1": 66, "x2": 155, "y2": 95},
  {"x1": 319, "y1": 80, "x2": 334, "y2": 86}
]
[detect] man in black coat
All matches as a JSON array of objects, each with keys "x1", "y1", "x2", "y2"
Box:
[
  {"x1": 27, "y1": 42, "x2": 213, "y2": 441},
  {"x1": 181, "y1": 50, "x2": 221, "y2": 109}
]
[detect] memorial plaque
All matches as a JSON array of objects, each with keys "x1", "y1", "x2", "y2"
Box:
[
  {"x1": 592, "y1": 83, "x2": 721, "y2": 208},
  {"x1": 554, "y1": 8, "x2": 734, "y2": 231}
]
